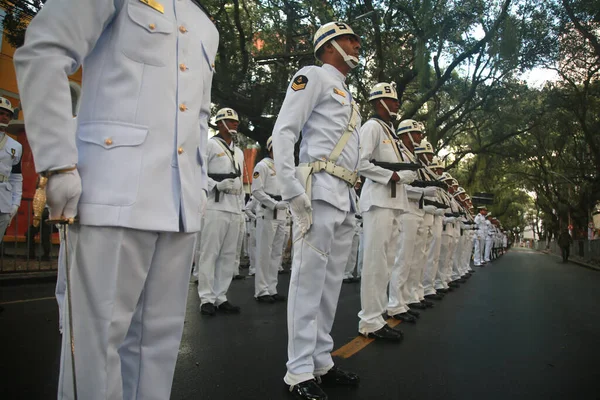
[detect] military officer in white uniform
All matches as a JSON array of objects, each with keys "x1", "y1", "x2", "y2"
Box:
[
  {"x1": 195, "y1": 108, "x2": 244, "y2": 316},
  {"x1": 14, "y1": 0, "x2": 218, "y2": 398},
  {"x1": 388, "y1": 120, "x2": 437, "y2": 318},
  {"x1": 484, "y1": 214, "x2": 495, "y2": 262},
  {"x1": 357, "y1": 82, "x2": 416, "y2": 340},
  {"x1": 474, "y1": 206, "x2": 488, "y2": 266},
  {"x1": 0, "y1": 97, "x2": 23, "y2": 241},
  {"x1": 421, "y1": 156, "x2": 447, "y2": 300},
  {"x1": 252, "y1": 136, "x2": 289, "y2": 303},
  {"x1": 272, "y1": 21, "x2": 362, "y2": 400}
]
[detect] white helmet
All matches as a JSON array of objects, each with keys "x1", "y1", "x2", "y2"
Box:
[
  {"x1": 429, "y1": 156, "x2": 444, "y2": 169},
  {"x1": 266, "y1": 136, "x2": 273, "y2": 152},
  {"x1": 369, "y1": 82, "x2": 398, "y2": 120},
  {"x1": 396, "y1": 119, "x2": 423, "y2": 147},
  {"x1": 313, "y1": 22, "x2": 360, "y2": 69},
  {"x1": 215, "y1": 107, "x2": 239, "y2": 123},
  {"x1": 414, "y1": 139, "x2": 434, "y2": 155},
  {"x1": 440, "y1": 172, "x2": 453, "y2": 182},
  {"x1": 453, "y1": 187, "x2": 466, "y2": 197},
  {"x1": 0, "y1": 97, "x2": 14, "y2": 116}
]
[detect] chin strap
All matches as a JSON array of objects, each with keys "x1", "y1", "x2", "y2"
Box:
[
  {"x1": 379, "y1": 99, "x2": 398, "y2": 120},
  {"x1": 330, "y1": 40, "x2": 360, "y2": 69}
]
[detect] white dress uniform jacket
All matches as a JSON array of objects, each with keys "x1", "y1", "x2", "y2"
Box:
[
  {"x1": 273, "y1": 64, "x2": 360, "y2": 212},
  {"x1": 0, "y1": 134, "x2": 23, "y2": 213},
  {"x1": 205, "y1": 136, "x2": 245, "y2": 214},
  {"x1": 14, "y1": 0, "x2": 218, "y2": 232}
]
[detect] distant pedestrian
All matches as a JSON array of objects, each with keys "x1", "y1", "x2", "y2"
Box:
[{"x1": 557, "y1": 229, "x2": 573, "y2": 262}]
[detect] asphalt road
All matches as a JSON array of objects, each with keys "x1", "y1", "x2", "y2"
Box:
[{"x1": 1, "y1": 248, "x2": 599, "y2": 399}]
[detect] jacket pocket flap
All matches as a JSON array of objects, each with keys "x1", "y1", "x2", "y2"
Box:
[
  {"x1": 128, "y1": 1, "x2": 174, "y2": 34},
  {"x1": 78, "y1": 122, "x2": 149, "y2": 149}
]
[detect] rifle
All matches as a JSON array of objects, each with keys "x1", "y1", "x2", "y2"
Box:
[
  {"x1": 370, "y1": 160, "x2": 421, "y2": 198},
  {"x1": 410, "y1": 179, "x2": 447, "y2": 189},
  {"x1": 423, "y1": 199, "x2": 448, "y2": 209},
  {"x1": 209, "y1": 172, "x2": 241, "y2": 202}
]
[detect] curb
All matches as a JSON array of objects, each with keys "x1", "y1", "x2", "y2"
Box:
[
  {"x1": 537, "y1": 249, "x2": 600, "y2": 272},
  {"x1": 0, "y1": 271, "x2": 57, "y2": 286}
]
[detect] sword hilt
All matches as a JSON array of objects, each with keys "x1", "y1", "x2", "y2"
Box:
[{"x1": 46, "y1": 217, "x2": 78, "y2": 225}]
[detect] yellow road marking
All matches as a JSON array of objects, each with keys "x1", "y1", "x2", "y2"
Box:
[
  {"x1": 0, "y1": 296, "x2": 55, "y2": 305},
  {"x1": 332, "y1": 319, "x2": 402, "y2": 359}
]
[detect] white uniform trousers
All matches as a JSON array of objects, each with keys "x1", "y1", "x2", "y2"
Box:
[
  {"x1": 422, "y1": 216, "x2": 443, "y2": 296},
  {"x1": 484, "y1": 236, "x2": 493, "y2": 262},
  {"x1": 357, "y1": 230, "x2": 364, "y2": 277},
  {"x1": 196, "y1": 210, "x2": 241, "y2": 306},
  {"x1": 55, "y1": 230, "x2": 66, "y2": 333},
  {"x1": 358, "y1": 207, "x2": 402, "y2": 334},
  {"x1": 284, "y1": 200, "x2": 354, "y2": 386},
  {"x1": 255, "y1": 214, "x2": 286, "y2": 297},
  {"x1": 451, "y1": 235, "x2": 463, "y2": 281},
  {"x1": 461, "y1": 233, "x2": 473, "y2": 274},
  {"x1": 387, "y1": 212, "x2": 425, "y2": 315},
  {"x1": 247, "y1": 219, "x2": 257, "y2": 275},
  {"x1": 412, "y1": 215, "x2": 433, "y2": 303},
  {"x1": 234, "y1": 214, "x2": 245, "y2": 275},
  {"x1": 473, "y1": 235, "x2": 485, "y2": 265},
  {"x1": 343, "y1": 229, "x2": 360, "y2": 279},
  {"x1": 279, "y1": 222, "x2": 291, "y2": 272},
  {"x1": 436, "y1": 233, "x2": 456, "y2": 289},
  {"x1": 58, "y1": 225, "x2": 195, "y2": 400},
  {"x1": 0, "y1": 213, "x2": 11, "y2": 242}
]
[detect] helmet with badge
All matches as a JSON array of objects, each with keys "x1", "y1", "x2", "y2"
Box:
[
  {"x1": 0, "y1": 97, "x2": 14, "y2": 116},
  {"x1": 369, "y1": 82, "x2": 398, "y2": 119},
  {"x1": 215, "y1": 107, "x2": 239, "y2": 123},
  {"x1": 313, "y1": 21, "x2": 360, "y2": 68},
  {"x1": 414, "y1": 139, "x2": 434, "y2": 155},
  {"x1": 429, "y1": 156, "x2": 444, "y2": 170}
]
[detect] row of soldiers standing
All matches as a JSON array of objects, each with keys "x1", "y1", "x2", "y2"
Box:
[{"x1": 195, "y1": 21, "x2": 509, "y2": 400}]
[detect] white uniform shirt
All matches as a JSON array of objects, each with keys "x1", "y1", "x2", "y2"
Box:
[
  {"x1": 0, "y1": 134, "x2": 23, "y2": 213},
  {"x1": 206, "y1": 136, "x2": 244, "y2": 214},
  {"x1": 272, "y1": 64, "x2": 361, "y2": 212},
  {"x1": 358, "y1": 118, "x2": 409, "y2": 213},
  {"x1": 252, "y1": 157, "x2": 287, "y2": 220},
  {"x1": 14, "y1": 0, "x2": 218, "y2": 232},
  {"x1": 474, "y1": 213, "x2": 487, "y2": 238}
]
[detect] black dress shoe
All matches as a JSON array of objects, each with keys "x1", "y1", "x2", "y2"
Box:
[
  {"x1": 288, "y1": 379, "x2": 327, "y2": 400},
  {"x1": 256, "y1": 295, "x2": 275, "y2": 304},
  {"x1": 342, "y1": 278, "x2": 353, "y2": 283},
  {"x1": 200, "y1": 303, "x2": 216, "y2": 316},
  {"x1": 408, "y1": 302, "x2": 427, "y2": 310},
  {"x1": 406, "y1": 309, "x2": 420, "y2": 318},
  {"x1": 278, "y1": 269, "x2": 289, "y2": 275},
  {"x1": 318, "y1": 366, "x2": 360, "y2": 387},
  {"x1": 391, "y1": 312, "x2": 416, "y2": 323},
  {"x1": 436, "y1": 288, "x2": 449, "y2": 294},
  {"x1": 448, "y1": 282, "x2": 460, "y2": 288},
  {"x1": 458, "y1": 278, "x2": 468, "y2": 283},
  {"x1": 421, "y1": 300, "x2": 434, "y2": 308},
  {"x1": 424, "y1": 293, "x2": 443, "y2": 300},
  {"x1": 232, "y1": 274, "x2": 245, "y2": 280},
  {"x1": 363, "y1": 325, "x2": 403, "y2": 341},
  {"x1": 217, "y1": 301, "x2": 241, "y2": 314},
  {"x1": 272, "y1": 293, "x2": 287, "y2": 302}
]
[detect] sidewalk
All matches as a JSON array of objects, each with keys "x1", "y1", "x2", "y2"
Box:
[{"x1": 537, "y1": 248, "x2": 600, "y2": 272}]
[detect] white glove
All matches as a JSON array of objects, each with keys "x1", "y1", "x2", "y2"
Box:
[
  {"x1": 244, "y1": 207, "x2": 256, "y2": 220},
  {"x1": 289, "y1": 193, "x2": 312, "y2": 236},
  {"x1": 47, "y1": 169, "x2": 82, "y2": 220},
  {"x1": 434, "y1": 209, "x2": 445, "y2": 217},
  {"x1": 445, "y1": 217, "x2": 456, "y2": 224},
  {"x1": 275, "y1": 201, "x2": 289, "y2": 210},
  {"x1": 423, "y1": 187, "x2": 437, "y2": 197},
  {"x1": 423, "y1": 205, "x2": 437, "y2": 214},
  {"x1": 216, "y1": 178, "x2": 235, "y2": 192},
  {"x1": 398, "y1": 170, "x2": 417, "y2": 184},
  {"x1": 9, "y1": 205, "x2": 18, "y2": 223},
  {"x1": 231, "y1": 177, "x2": 242, "y2": 191}
]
